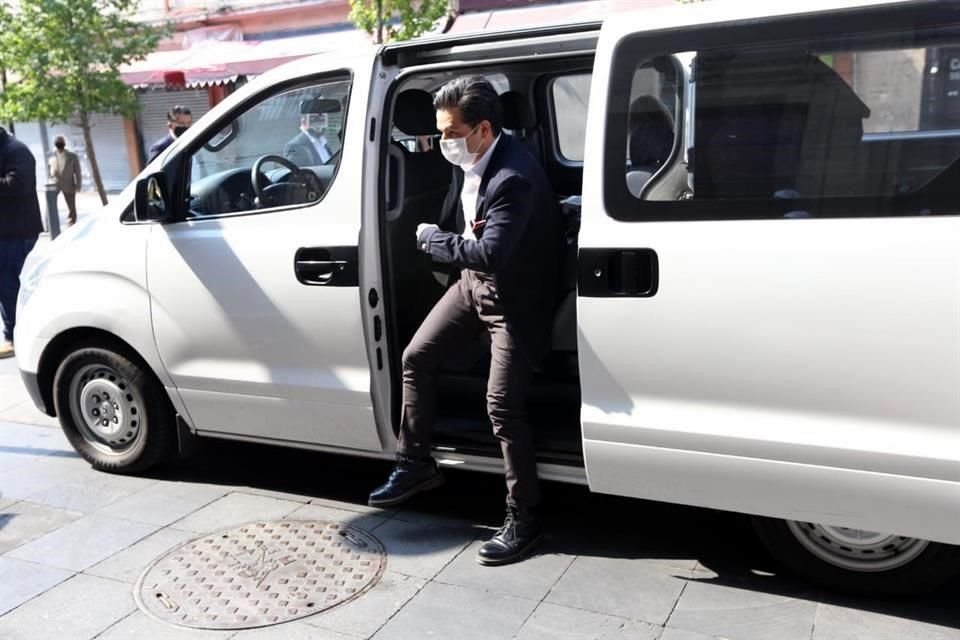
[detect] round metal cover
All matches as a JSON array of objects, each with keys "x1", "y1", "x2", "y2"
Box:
[{"x1": 135, "y1": 520, "x2": 386, "y2": 630}]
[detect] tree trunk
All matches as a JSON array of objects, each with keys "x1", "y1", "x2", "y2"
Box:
[{"x1": 79, "y1": 111, "x2": 108, "y2": 205}]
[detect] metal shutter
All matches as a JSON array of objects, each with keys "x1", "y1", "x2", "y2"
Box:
[
  {"x1": 9, "y1": 121, "x2": 47, "y2": 188},
  {"x1": 138, "y1": 88, "x2": 211, "y2": 158}
]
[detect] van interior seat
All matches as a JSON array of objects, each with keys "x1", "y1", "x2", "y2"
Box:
[
  {"x1": 627, "y1": 96, "x2": 676, "y2": 197},
  {"x1": 388, "y1": 88, "x2": 453, "y2": 344},
  {"x1": 500, "y1": 91, "x2": 545, "y2": 165}
]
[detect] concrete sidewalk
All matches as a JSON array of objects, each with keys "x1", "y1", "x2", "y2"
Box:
[{"x1": 1, "y1": 357, "x2": 959, "y2": 639}]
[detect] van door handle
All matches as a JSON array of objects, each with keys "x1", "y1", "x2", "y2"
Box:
[
  {"x1": 578, "y1": 248, "x2": 659, "y2": 297},
  {"x1": 294, "y1": 247, "x2": 359, "y2": 287}
]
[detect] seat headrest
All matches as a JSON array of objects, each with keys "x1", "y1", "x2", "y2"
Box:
[
  {"x1": 394, "y1": 90, "x2": 438, "y2": 136},
  {"x1": 500, "y1": 91, "x2": 537, "y2": 130},
  {"x1": 628, "y1": 97, "x2": 675, "y2": 168}
]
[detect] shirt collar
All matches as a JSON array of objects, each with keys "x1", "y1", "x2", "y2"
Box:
[{"x1": 466, "y1": 134, "x2": 501, "y2": 178}]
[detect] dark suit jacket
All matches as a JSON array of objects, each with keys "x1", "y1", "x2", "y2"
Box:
[
  {"x1": 419, "y1": 134, "x2": 561, "y2": 362},
  {"x1": 147, "y1": 133, "x2": 175, "y2": 164},
  {"x1": 0, "y1": 129, "x2": 43, "y2": 238}
]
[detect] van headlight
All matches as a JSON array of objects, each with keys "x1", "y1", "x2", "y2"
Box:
[{"x1": 17, "y1": 253, "x2": 51, "y2": 313}]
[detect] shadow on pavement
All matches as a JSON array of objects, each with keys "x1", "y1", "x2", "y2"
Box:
[{"x1": 139, "y1": 436, "x2": 958, "y2": 629}]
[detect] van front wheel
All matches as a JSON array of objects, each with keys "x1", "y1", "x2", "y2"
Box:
[
  {"x1": 53, "y1": 346, "x2": 175, "y2": 474},
  {"x1": 752, "y1": 516, "x2": 960, "y2": 595}
]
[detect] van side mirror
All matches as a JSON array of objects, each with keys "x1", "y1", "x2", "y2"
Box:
[{"x1": 135, "y1": 173, "x2": 171, "y2": 222}]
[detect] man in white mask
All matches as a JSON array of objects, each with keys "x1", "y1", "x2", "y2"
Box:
[{"x1": 369, "y1": 76, "x2": 561, "y2": 567}]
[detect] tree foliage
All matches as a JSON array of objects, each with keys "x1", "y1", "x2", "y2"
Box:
[
  {"x1": 349, "y1": 0, "x2": 449, "y2": 43},
  {"x1": 0, "y1": 0, "x2": 169, "y2": 202}
]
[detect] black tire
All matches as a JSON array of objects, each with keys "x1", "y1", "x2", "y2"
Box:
[
  {"x1": 52, "y1": 344, "x2": 176, "y2": 474},
  {"x1": 752, "y1": 516, "x2": 960, "y2": 596}
]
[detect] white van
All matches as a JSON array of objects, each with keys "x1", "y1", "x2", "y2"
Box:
[{"x1": 14, "y1": 0, "x2": 960, "y2": 594}]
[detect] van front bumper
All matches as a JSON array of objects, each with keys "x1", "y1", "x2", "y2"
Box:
[{"x1": 19, "y1": 369, "x2": 53, "y2": 416}]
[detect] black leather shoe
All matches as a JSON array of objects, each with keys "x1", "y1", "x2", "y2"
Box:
[
  {"x1": 476, "y1": 504, "x2": 543, "y2": 566},
  {"x1": 368, "y1": 455, "x2": 444, "y2": 507}
]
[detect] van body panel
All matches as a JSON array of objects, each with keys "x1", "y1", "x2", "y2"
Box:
[
  {"x1": 144, "y1": 55, "x2": 382, "y2": 450},
  {"x1": 578, "y1": 2, "x2": 960, "y2": 545}
]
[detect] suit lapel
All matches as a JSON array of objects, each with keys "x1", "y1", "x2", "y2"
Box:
[{"x1": 476, "y1": 134, "x2": 511, "y2": 221}]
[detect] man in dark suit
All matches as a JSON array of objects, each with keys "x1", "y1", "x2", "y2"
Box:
[
  {"x1": 283, "y1": 102, "x2": 336, "y2": 167},
  {"x1": 0, "y1": 126, "x2": 43, "y2": 358},
  {"x1": 369, "y1": 77, "x2": 560, "y2": 566},
  {"x1": 147, "y1": 105, "x2": 192, "y2": 163}
]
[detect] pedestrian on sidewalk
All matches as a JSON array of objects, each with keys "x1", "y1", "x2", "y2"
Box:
[
  {"x1": 48, "y1": 135, "x2": 83, "y2": 226},
  {"x1": 0, "y1": 125, "x2": 43, "y2": 359},
  {"x1": 148, "y1": 105, "x2": 192, "y2": 163}
]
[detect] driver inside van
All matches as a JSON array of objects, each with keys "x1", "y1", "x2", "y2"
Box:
[
  {"x1": 368, "y1": 76, "x2": 561, "y2": 566},
  {"x1": 283, "y1": 99, "x2": 334, "y2": 166}
]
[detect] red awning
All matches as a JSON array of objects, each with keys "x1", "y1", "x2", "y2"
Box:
[{"x1": 121, "y1": 30, "x2": 373, "y2": 88}]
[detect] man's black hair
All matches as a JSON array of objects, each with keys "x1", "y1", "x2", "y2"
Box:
[
  {"x1": 166, "y1": 105, "x2": 192, "y2": 122},
  {"x1": 433, "y1": 76, "x2": 503, "y2": 136}
]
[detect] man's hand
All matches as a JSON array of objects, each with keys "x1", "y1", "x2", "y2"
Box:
[{"x1": 416, "y1": 223, "x2": 439, "y2": 253}]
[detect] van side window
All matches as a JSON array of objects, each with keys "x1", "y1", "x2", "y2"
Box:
[
  {"x1": 551, "y1": 74, "x2": 591, "y2": 162},
  {"x1": 185, "y1": 77, "x2": 351, "y2": 218},
  {"x1": 605, "y1": 29, "x2": 960, "y2": 220}
]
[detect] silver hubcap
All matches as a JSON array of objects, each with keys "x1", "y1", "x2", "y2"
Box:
[
  {"x1": 69, "y1": 364, "x2": 144, "y2": 454},
  {"x1": 787, "y1": 520, "x2": 928, "y2": 572}
]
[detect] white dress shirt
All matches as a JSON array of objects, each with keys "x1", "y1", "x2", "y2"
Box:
[{"x1": 460, "y1": 135, "x2": 501, "y2": 239}]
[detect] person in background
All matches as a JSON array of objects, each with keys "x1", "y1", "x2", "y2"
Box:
[
  {"x1": 283, "y1": 100, "x2": 335, "y2": 167},
  {"x1": 48, "y1": 136, "x2": 83, "y2": 226},
  {"x1": 0, "y1": 126, "x2": 43, "y2": 359},
  {"x1": 148, "y1": 105, "x2": 192, "y2": 163}
]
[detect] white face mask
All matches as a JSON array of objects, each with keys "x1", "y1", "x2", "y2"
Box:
[{"x1": 440, "y1": 124, "x2": 481, "y2": 168}]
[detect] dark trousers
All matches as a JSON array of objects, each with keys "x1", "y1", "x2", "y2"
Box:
[
  {"x1": 59, "y1": 190, "x2": 77, "y2": 223},
  {"x1": 398, "y1": 269, "x2": 541, "y2": 510},
  {"x1": 0, "y1": 235, "x2": 38, "y2": 342}
]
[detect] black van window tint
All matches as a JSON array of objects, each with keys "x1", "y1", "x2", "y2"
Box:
[{"x1": 604, "y1": 22, "x2": 960, "y2": 220}]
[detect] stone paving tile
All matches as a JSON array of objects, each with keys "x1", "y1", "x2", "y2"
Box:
[
  {"x1": 0, "y1": 420, "x2": 69, "y2": 451},
  {"x1": 545, "y1": 556, "x2": 689, "y2": 625},
  {"x1": 0, "y1": 573, "x2": 136, "y2": 640},
  {"x1": 231, "y1": 619, "x2": 360, "y2": 639},
  {"x1": 309, "y1": 496, "x2": 396, "y2": 517},
  {"x1": 514, "y1": 602, "x2": 651, "y2": 640},
  {"x1": 303, "y1": 571, "x2": 426, "y2": 638},
  {"x1": 0, "y1": 498, "x2": 16, "y2": 511},
  {"x1": 5, "y1": 513, "x2": 159, "y2": 571},
  {"x1": 96, "y1": 480, "x2": 230, "y2": 526},
  {"x1": 0, "y1": 455, "x2": 89, "y2": 500},
  {"x1": 24, "y1": 472, "x2": 157, "y2": 513},
  {"x1": 436, "y1": 539, "x2": 575, "y2": 601},
  {"x1": 0, "y1": 557, "x2": 73, "y2": 615},
  {"x1": 98, "y1": 610, "x2": 235, "y2": 640},
  {"x1": 812, "y1": 602, "x2": 960, "y2": 640},
  {"x1": 372, "y1": 581, "x2": 538, "y2": 640},
  {"x1": 658, "y1": 628, "x2": 719, "y2": 640},
  {"x1": 666, "y1": 580, "x2": 817, "y2": 640},
  {"x1": 390, "y1": 507, "x2": 481, "y2": 530},
  {"x1": 0, "y1": 401, "x2": 59, "y2": 428},
  {"x1": 86, "y1": 527, "x2": 197, "y2": 584},
  {"x1": 371, "y1": 518, "x2": 477, "y2": 580},
  {"x1": 172, "y1": 492, "x2": 304, "y2": 533},
  {"x1": 0, "y1": 500, "x2": 83, "y2": 554},
  {"x1": 284, "y1": 503, "x2": 391, "y2": 532},
  {"x1": 230, "y1": 486, "x2": 315, "y2": 504}
]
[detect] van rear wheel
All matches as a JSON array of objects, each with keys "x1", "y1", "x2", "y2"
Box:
[
  {"x1": 752, "y1": 516, "x2": 960, "y2": 595},
  {"x1": 53, "y1": 345, "x2": 175, "y2": 474}
]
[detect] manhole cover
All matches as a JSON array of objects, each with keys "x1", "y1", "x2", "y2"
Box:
[{"x1": 135, "y1": 520, "x2": 386, "y2": 630}]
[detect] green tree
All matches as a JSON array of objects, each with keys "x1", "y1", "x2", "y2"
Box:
[
  {"x1": 349, "y1": 0, "x2": 449, "y2": 44},
  {"x1": 0, "y1": 0, "x2": 168, "y2": 204}
]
